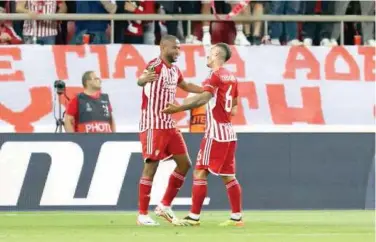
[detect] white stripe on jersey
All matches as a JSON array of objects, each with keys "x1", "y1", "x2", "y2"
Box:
[
  {"x1": 140, "y1": 58, "x2": 179, "y2": 131},
  {"x1": 205, "y1": 94, "x2": 237, "y2": 142},
  {"x1": 147, "y1": 129, "x2": 153, "y2": 154},
  {"x1": 203, "y1": 138, "x2": 213, "y2": 166},
  {"x1": 23, "y1": 0, "x2": 58, "y2": 37}
]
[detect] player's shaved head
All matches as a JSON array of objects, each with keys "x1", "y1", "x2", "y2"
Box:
[
  {"x1": 214, "y1": 43, "x2": 232, "y2": 62},
  {"x1": 160, "y1": 35, "x2": 180, "y2": 64},
  {"x1": 160, "y1": 35, "x2": 178, "y2": 46}
]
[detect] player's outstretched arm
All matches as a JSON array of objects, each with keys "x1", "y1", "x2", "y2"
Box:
[
  {"x1": 231, "y1": 98, "x2": 238, "y2": 116},
  {"x1": 181, "y1": 91, "x2": 212, "y2": 110},
  {"x1": 162, "y1": 91, "x2": 212, "y2": 114},
  {"x1": 178, "y1": 80, "x2": 204, "y2": 93}
]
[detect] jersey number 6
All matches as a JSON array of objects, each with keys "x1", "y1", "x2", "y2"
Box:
[{"x1": 225, "y1": 85, "x2": 233, "y2": 113}]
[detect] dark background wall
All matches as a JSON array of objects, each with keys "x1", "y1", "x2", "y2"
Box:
[{"x1": 0, "y1": 133, "x2": 374, "y2": 211}]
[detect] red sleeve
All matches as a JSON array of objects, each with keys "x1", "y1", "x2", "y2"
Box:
[
  {"x1": 66, "y1": 96, "x2": 78, "y2": 117},
  {"x1": 203, "y1": 72, "x2": 221, "y2": 95},
  {"x1": 177, "y1": 68, "x2": 183, "y2": 84}
]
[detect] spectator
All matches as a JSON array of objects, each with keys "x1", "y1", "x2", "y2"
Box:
[
  {"x1": 268, "y1": 0, "x2": 301, "y2": 45},
  {"x1": 142, "y1": 0, "x2": 156, "y2": 45},
  {"x1": 16, "y1": 0, "x2": 67, "y2": 45},
  {"x1": 331, "y1": 0, "x2": 375, "y2": 46},
  {"x1": 56, "y1": 0, "x2": 76, "y2": 45},
  {"x1": 302, "y1": 1, "x2": 335, "y2": 46},
  {"x1": 201, "y1": 1, "x2": 251, "y2": 46},
  {"x1": 0, "y1": 1, "x2": 6, "y2": 11},
  {"x1": 115, "y1": 0, "x2": 155, "y2": 44},
  {"x1": 246, "y1": 1, "x2": 265, "y2": 45},
  {"x1": 71, "y1": 0, "x2": 117, "y2": 45},
  {"x1": 0, "y1": 24, "x2": 23, "y2": 45},
  {"x1": 159, "y1": 1, "x2": 202, "y2": 44},
  {"x1": 0, "y1": 6, "x2": 22, "y2": 45},
  {"x1": 7, "y1": 1, "x2": 23, "y2": 38}
]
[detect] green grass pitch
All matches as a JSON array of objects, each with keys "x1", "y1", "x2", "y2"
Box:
[{"x1": 0, "y1": 210, "x2": 374, "y2": 242}]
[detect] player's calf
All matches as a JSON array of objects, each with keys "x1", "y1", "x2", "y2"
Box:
[
  {"x1": 176, "y1": 170, "x2": 209, "y2": 225},
  {"x1": 159, "y1": 154, "x2": 191, "y2": 209},
  {"x1": 138, "y1": 161, "x2": 159, "y2": 216},
  {"x1": 222, "y1": 176, "x2": 243, "y2": 225}
]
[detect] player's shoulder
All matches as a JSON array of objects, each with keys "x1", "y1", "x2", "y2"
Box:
[
  {"x1": 146, "y1": 57, "x2": 163, "y2": 69},
  {"x1": 213, "y1": 67, "x2": 237, "y2": 82}
]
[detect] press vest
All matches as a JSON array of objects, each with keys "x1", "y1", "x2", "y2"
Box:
[{"x1": 76, "y1": 93, "x2": 112, "y2": 133}]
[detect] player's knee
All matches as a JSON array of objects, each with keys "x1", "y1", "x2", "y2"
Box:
[
  {"x1": 142, "y1": 160, "x2": 159, "y2": 178},
  {"x1": 184, "y1": 159, "x2": 192, "y2": 170},
  {"x1": 221, "y1": 175, "x2": 236, "y2": 184},
  {"x1": 193, "y1": 169, "x2": 208, "y2": 179},
  {"x1": 173, "y1": 155, "x2": 192, "y2": 172},
  {"x1": 176, "y1": 161, "x2": 191, "y2": 174}
]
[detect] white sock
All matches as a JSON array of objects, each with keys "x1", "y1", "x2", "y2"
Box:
[
  {"x1": 189, "y1": 212, "x2": 200, "y2": 220},
  {"x1": 203, "y1": 26, "x2": 210, "y2": 33},
  {"x1": 230, "y1": 213, "x2": 242, "y2": 221},
  {"x1": 236, "y1": 24, "x2": 243, "y2": 33}
]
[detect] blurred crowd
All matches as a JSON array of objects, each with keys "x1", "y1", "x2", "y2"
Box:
[{"x1": 0, "y1": 0, "x2": 375, "y2": 46}]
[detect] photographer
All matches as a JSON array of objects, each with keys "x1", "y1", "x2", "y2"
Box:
[{"x1": 64, "y1": 71, "x2": 116, "y2": 133}]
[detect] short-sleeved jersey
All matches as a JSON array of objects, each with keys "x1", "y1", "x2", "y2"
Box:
[
  {"x1": 203, "y1": 67, "x2": 238, "y2": 142},
  {"x1": 139, "y1": 57, "x2": 183, "y2": 131}
]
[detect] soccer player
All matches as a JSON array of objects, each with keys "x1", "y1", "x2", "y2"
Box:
[
  {"x1": 136, "y1": 35, "x2": 203, "y2": 226},
  {"x1": 162, "y1": 43, "x2": 243, "y2": 227}
]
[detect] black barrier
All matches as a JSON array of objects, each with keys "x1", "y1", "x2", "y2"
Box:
[{"x1": 0, "y1": 133, "x2": 374, "y2": 211}]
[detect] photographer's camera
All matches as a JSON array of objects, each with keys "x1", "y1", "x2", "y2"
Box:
[{"x1": 54, "y1": 80, "x2": 66, "y2": 95}]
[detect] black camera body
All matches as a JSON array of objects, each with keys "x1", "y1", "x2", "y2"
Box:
[{"x1": 54, "y1": 80, "x2": 66, "y2": 95}]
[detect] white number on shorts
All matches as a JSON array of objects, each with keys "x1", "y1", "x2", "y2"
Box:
[
  {"x1": 197, "y1": 149, "x2": 202, "y2": 161},
  {"x1": 225, "y1": 85, "x2": 233, "y2": 112}
]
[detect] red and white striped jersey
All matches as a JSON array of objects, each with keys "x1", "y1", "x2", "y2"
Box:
[
  {"x1": 21, "y1": 0, "x2": 61, "y2": 37},
  {"x1": 203, "y1": 67, "x2": 238, "y2": 142},
  {"x1": 139, "y1": 57, "x2": 183, "y2": 131}
]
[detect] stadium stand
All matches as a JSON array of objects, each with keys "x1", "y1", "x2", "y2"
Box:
[{"x1": 0, "y1": 0, "x2": 374, "y2": 46}]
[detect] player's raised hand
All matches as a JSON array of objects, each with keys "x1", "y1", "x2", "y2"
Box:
[
  {"x1": 142, "y1": 70, "x2": 158, "y2": 83},
  {"x1": 137, "y1": 69, "x2": 158, "y2": 86},
  {"x1": 162, "y1": 103, "x2": 181, "y2": 114}
]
